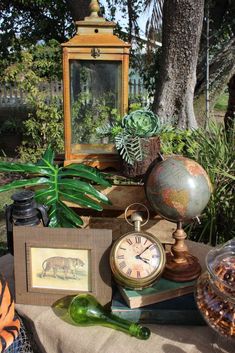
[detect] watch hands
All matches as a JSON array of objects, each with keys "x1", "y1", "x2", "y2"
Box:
[
  {"x1": 135, "y1": 254, "x2": 150, "y2": 264},
  {"x1": 141, "y1": 257, "x2": 150, "y2": 262},
  {"x1": 137, "y1": 244, "x2": 152, "y2": 257}
]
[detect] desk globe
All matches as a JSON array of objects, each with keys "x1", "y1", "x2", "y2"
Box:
[{"x1": 145, "y1": 155, "x2": 212, "y2": 282}]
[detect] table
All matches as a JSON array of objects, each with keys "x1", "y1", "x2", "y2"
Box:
[{"x1": 0, "y1": 242, "x2": 233, "y2": 353}]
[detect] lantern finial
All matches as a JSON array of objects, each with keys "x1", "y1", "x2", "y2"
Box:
[{"x1": 89, "y1": 0, "x2": 100, "y2": 18}]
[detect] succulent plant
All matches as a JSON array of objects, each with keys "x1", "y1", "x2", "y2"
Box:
[
  {"x1": 96, "y1": 109, "x2": 163, "y2": 167},
  {"x1": 122, "y1": 110, "x2": 159, "y2": 137}
]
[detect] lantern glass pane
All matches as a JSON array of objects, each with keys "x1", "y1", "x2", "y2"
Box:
[{"x1": 70, "y1": 60, "x2": 122, "y2": 151}]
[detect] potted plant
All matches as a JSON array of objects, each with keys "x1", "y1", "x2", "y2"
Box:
[
  {"x1": 0, "y1": 146, "x2": 111, "y2": 227},
  {"x1": 97, "y1": 109, "x2": 166, "y2": 178}
]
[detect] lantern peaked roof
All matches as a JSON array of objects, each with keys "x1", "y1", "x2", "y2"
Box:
[{"x1": 62, "y1": 0, "x2": 130, "y2": 49}]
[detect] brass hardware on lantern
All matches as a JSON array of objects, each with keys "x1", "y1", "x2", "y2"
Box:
[{"x1": 91, "y1": 48, "x2": 100, "y2": 58}]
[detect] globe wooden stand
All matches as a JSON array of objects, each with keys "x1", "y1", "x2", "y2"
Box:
[{"x1": 163, "y1": 221, "x2": 202, "y2": 282}]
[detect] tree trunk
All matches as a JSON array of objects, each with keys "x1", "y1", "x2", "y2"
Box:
[
  {"x1": 152, "y1": 0, "x2": 205, "y2": 129},
  {"x1": 224, "y1": 74, "x2": 235, "y2": 131},
  {"x1": 194, "y1": 37, "x2": 235, "y2": 126},
  {"x1": 66, "y1": 0, "x2": 90, "y2": 22}
]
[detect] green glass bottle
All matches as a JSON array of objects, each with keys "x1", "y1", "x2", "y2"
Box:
[{"x1": 53, "y1": 294, "x2": 150, "y2": 340}]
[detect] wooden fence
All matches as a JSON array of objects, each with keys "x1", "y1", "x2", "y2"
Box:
[
  {"x1": 0, "y1": 81, "x2": 62, "y2": 106},
  {"x1": 0, "y1": 79, "x2": 149, "y2": 107}
]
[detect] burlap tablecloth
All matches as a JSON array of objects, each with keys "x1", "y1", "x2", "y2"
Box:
[{"x1": 0, "y1": 241, "x2": 234, "y2": 353}]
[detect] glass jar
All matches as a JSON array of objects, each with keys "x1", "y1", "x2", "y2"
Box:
[{"x1": 195, "y1": 239, "x2": 235, "y2": 338}]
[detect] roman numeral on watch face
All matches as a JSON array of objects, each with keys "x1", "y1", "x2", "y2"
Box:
[
  {"x1": 119, "y1": 261, "x2": 126, "y2": 270},
  {"x1": 126, "y1": 238, "x2": 133, "y2": 245}
]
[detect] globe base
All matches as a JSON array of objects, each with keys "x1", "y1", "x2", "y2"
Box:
[{"x1": 163, "y1": 252, "x2": 202, "y2": 282}]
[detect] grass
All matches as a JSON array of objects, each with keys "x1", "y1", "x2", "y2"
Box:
[
  {"x1": 185, "y1": 121, "x2": 235, "y2": 245},
  {"x1": 0, "y1": 189, "x2": 13, "y2": 212},
  {"x1": 214, "y1": 92, "x2": 228, "y2": 111}
]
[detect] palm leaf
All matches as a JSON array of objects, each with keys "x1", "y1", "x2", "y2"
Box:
[
  {"x1": 58, "y1": 179, "x2": 111, "y2": 204},
  {"x1": 0, "y1": 161, "x2": 51, "y2": 175},
  {"x1": 37, "y1": 146, "x2": 55, "y2": 166},
  {"x1": 144, "y1": 0, "x2": 163, "y2": 33},
  {"x1": 60, "y1": 164, "x2": 111, "y2": 187},
  {"x1": 0, "y1": 146, "x2": 111, "y2": 228},
  {"x1": 34, "y1": 187, "x2": 55, "y2": 201},
  {"x1": 60, "y1": 191, "x2": 103, "y2": 211},
  {"x1": 47, "y1": 202, "x2": 82, "y2": 228},
  {"x1": 0, "y1": 177, "x2": 49, "y2": 192},
  {"x1": 57, "y1": 200, "x2": 83, "y2": 227},
  {"x1": 35, "y1": 189, "x2": 57, "y2": 207},
  {"x1": 47, "y1": 204, "x2": 59, "y2": 227}
]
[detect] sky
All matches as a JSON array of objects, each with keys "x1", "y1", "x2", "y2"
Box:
[
  {"x1": 99, "y1": 0, "x2": 150, "y2": 38},
  {"x1": 98, "y1": 1, "x2": 162, "y2": 47}
]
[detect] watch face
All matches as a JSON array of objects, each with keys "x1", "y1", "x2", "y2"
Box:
[{"x1": 114, "y1": 233, "x2": 163, "y2": 280}]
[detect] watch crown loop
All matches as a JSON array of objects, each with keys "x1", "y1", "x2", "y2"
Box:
[
  {"x1": 131, "y1": 212, "x2": 143, "y2": 232},
  {"x1": 124, "y1": 203, "x2": 150, "y2": 229}
]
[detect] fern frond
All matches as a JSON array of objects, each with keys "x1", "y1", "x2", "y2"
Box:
[
  {"x1": 115, "y1": 133, "x2": 145, "y2": 166},
  {"x1": 115, "y1": 133, "x2": 133, "y2": 165},
  {"x1": 132, "y1": 136, "x2": 145, "y2": 162},
  {"x1": 96, "y1": 123, "x2": 113, "y2": 137}
]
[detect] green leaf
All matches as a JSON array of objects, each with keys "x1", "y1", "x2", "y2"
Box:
[
  {"x1": 0, "y1": 177, "x2": 49, "y2": 193},
  {"x1": 115, "y1": 134, "x2": 143, "y2": 165},
  {"x1": 0, "y1": 146, "x2": 111, "y2": 227},
  {"x1": 47, "y1": 204, "x2": 60, "y2": 227},
  {"x1": 37, "y1": 193, "x2": 57, "y2": 208},
  {"x1": 34, "y1": 187, "x2": 55, "y2": 201},
  {"x1": 0, "y1": 161, "x2": 52, "y2": 175},
  {"x1": 59, "y1": 191, "x2": 103, "y2": 211},
  {"x1": 44, "y1": 196, "x2": 58, "y2": 207},
  {"x1": 48, "y1": 214, "x2": 60, "y2": 228},
  {"x1": 59, "y1": 218, "x2": 77, "y2": 228},
  {"x1": 57, "y1": 201, "x2": 83, "y2": 227},
  {"x1": 61, "y1": 164, "x2": 111, "y2": 186},
  {"x1": 37, "y1": 146, "x2": 55, "y2": 166},
  {"x1": 58, "y1": 179, "x2": 111, "y2": 204}
]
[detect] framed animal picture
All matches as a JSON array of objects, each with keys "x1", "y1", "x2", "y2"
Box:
[{"x1": 13, "y1": 226, "x2": 112, "y2": 306}]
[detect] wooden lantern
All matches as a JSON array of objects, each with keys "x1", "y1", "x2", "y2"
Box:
[{"x1": 62, "y1": 0, "x2": 130, "y2": 168}]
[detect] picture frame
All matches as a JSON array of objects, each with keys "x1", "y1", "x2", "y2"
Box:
[{"x1": 13, "y1": 226, "x2": 112, "y2": 306}]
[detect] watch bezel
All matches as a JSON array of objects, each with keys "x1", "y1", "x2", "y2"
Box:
[{"x1": 110, "y1": 230, "x2": 166, "y2": 289}]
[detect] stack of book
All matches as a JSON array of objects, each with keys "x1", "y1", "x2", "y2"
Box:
[{"x1": 111, "y1": 278, "x2": 205, "y2": 325}]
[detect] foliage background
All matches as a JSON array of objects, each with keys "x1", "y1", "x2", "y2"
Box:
[
  {"x1": 2, "y1": 40, "x2": 64, "y2": 161},
  {"x1": 0, "y1": 0, "x2": 234, "y2": 249}
]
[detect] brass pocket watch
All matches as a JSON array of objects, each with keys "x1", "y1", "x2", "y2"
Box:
[{"x1": 110, "y1": 203, "x2": 166, "y2": 290}]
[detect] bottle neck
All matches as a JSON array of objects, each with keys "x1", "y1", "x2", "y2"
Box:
[
  {"x1": 104, "y1": 312, "x2": 150, "y2": 340},
  {"x1": 68, "y1": 294, "x2": 150, "y2": 340}
]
